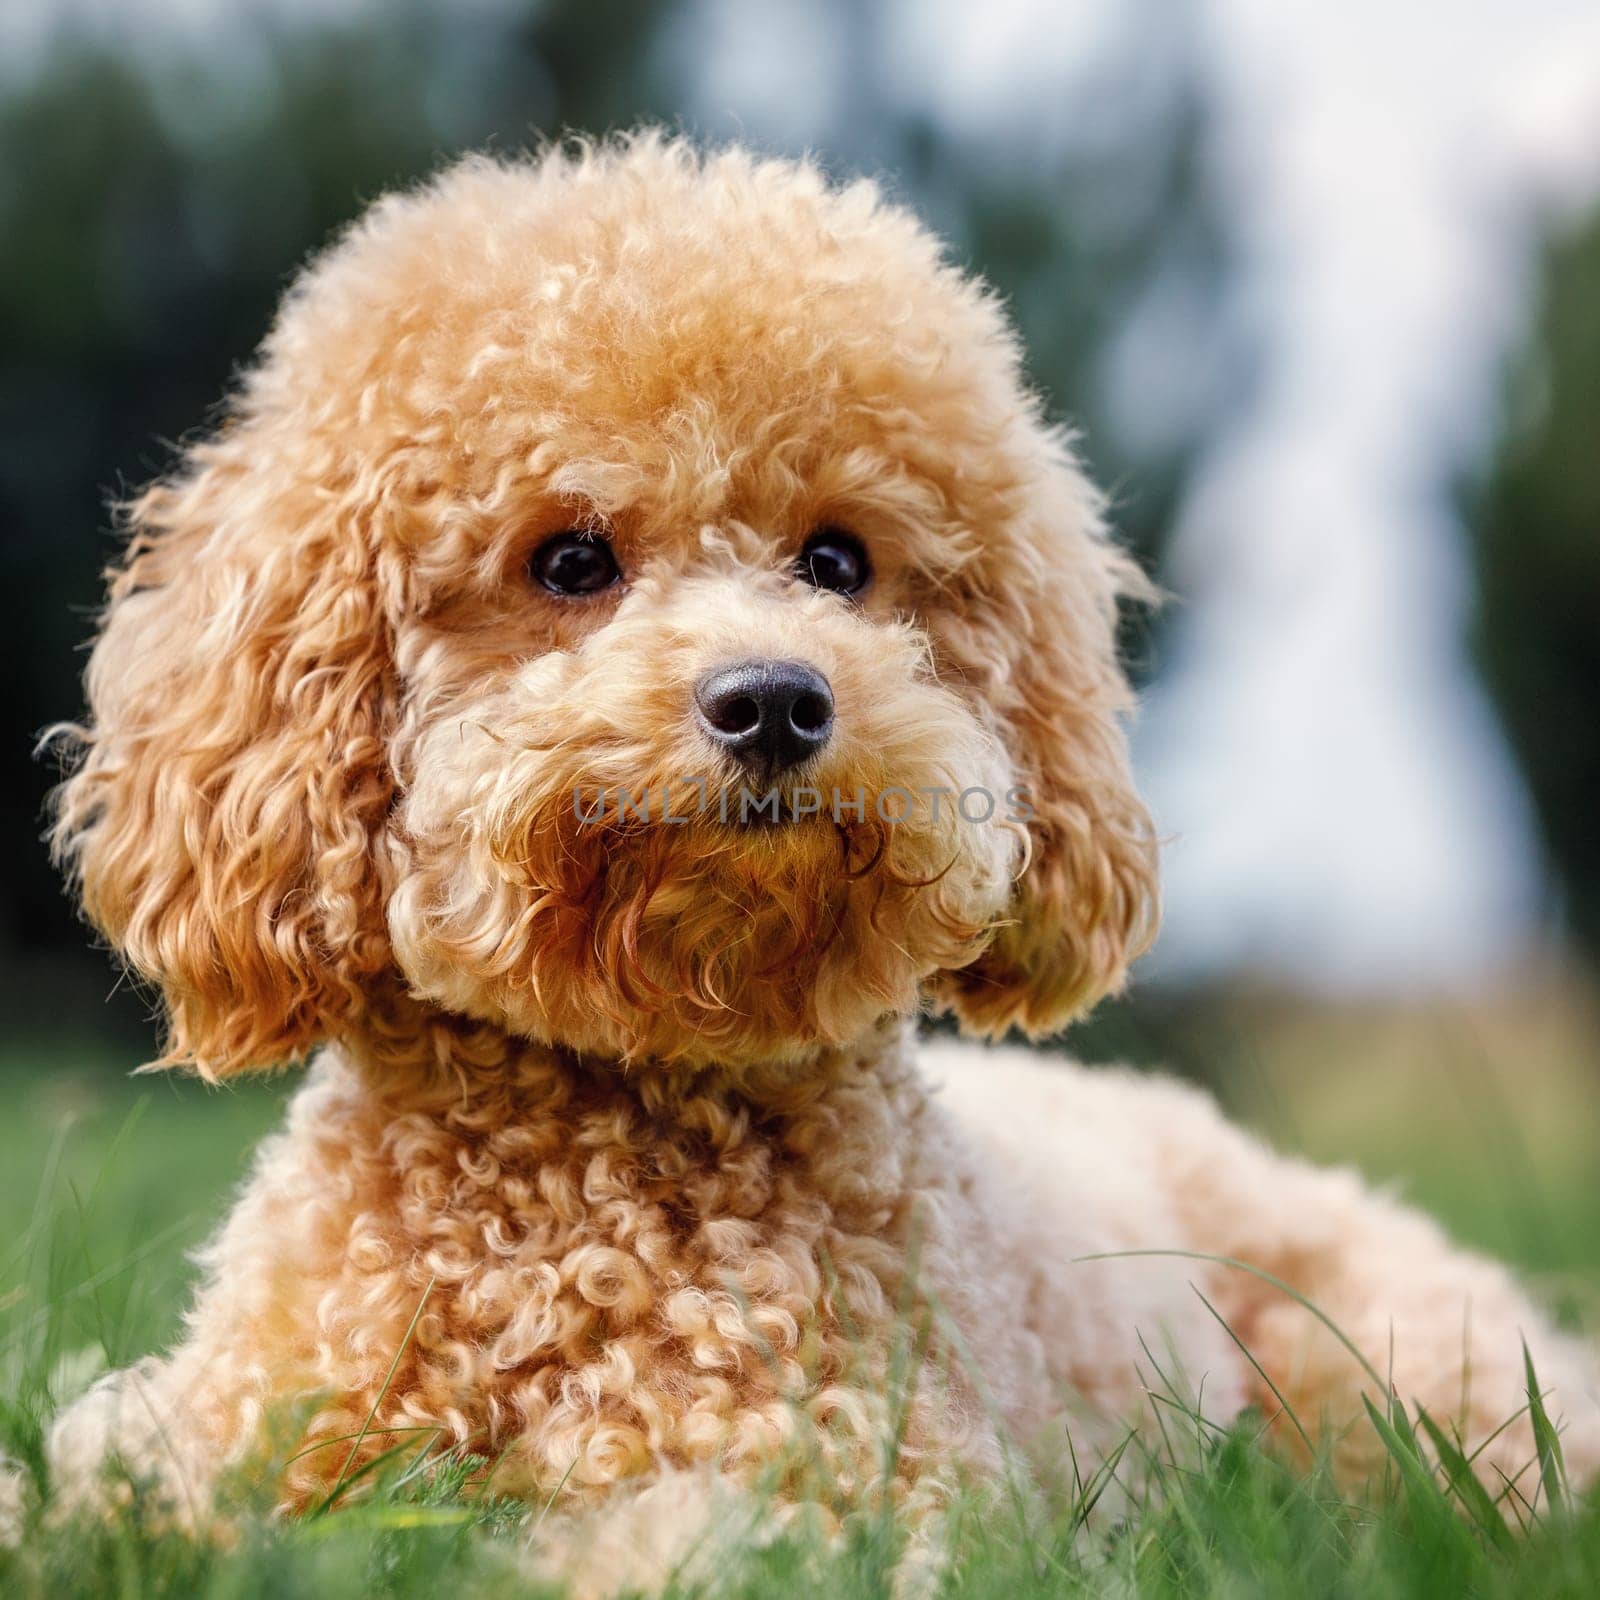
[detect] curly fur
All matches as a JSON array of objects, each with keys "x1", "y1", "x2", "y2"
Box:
[{"x1": 33, "y1": 134, "x2": 1600, "y2": 1586}]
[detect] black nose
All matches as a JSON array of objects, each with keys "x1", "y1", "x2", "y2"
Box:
[{"x1": 695, "y1": 659, "x2": 834, "y2": 775}]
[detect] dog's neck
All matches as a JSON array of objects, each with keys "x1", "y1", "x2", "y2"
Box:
[{"x1": 335, "y1": 994, "x2": 920, "y2": 1125}]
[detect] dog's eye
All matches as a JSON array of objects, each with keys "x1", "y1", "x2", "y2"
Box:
[
  {"x1": 529, "y1": 531, "x2": 621, "y2": 596},
  {"x1": 797, "y1": 527, "x2": 871, "y2": 596}
]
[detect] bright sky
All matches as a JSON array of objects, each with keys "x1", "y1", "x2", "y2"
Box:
[
  {"x1": 1137, "y1": 0, "x2": 1600, "y2": 988},
  {"x1": 10, "y1": 0, "x2": 1600, "y2": 990}
]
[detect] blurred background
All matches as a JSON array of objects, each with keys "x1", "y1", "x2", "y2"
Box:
[{"x1": 1, "y1": 0, "x2": 1597, "y2": 1352}]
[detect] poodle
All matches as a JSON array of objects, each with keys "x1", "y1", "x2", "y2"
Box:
[{"x1": 23, "y1": 135, "x2": 1600, "y2": 1584}]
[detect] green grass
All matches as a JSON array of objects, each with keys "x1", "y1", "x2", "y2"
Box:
[{"x1": 2, "y1": 1007, "x2": 1599, "y2": 1598}]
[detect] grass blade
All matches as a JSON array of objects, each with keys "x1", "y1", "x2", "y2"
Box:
[
  {"x1": 315, "y1": 1275, "x2": 435, "y2": 1516},
  {"x1": 1361, "y1": 1394, "x2": 1460, "y2": 1552},
  {"x1": 1414, "y1": 1406, "x2": 1514, "y2": 1551},
  {"x1": 1075, "y1": 1249, "x2": 1385, "y2": 1392},
  {"x1": 1522, "y1": 1340, "x2": 1568, "y2": 1517},
  {"x1": 1191, "y1": 1284, "x2": 1315, "y2": 1457}
]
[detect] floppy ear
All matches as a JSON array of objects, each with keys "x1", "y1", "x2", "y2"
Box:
[
  {"x1": 932, "y1": 449, "x2": 1159, "y2": 1038},
  {"x1": 50, "y1": 434, "x2": 396, "y2": 1079}
]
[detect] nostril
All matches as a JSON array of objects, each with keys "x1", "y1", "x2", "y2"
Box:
[
  {"x1": 709, "y1": 693, "x2": 761, "y2": 736},
  {"x1": 789, "y1": 692, "x2": 831, "y2": 736}
]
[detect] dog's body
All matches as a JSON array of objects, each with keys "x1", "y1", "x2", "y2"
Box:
[
  {"x1": 44, "y1": 1026, "x2": 1600, "y2": 1576},
  {"x1": 25, "y1": 136, "x2": 1600, "y2": 1578}
]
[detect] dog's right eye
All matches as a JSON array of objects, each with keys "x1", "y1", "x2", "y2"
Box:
[
  {"x1": 797, "y1": 527, "x2": 871, "y2": 596},
  {"x1": 529, "y1": 531, "x2": 621, "y2": 596}
]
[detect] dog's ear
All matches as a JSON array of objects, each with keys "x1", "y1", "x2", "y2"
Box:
[
  {"x1": 50, "y1": 433, "x2": 395, "y2": 1079},
  {"x1": 931, "y1": 447, "x2": 1159, "y2": 1038}
]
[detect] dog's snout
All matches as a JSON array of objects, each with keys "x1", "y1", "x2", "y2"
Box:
[{"x1": 695, "y1": 659, "x2": 834, "y2": 774}]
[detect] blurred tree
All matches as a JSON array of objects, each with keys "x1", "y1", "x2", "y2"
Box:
[
  {"x1": 0, "y1": 0, "x2": 1233, "y2": 1043},
  {"x1": 1471, "y1": 206, "x2": 1600, "y2": 958},
  {"x1": 901, "y1": 82, "x2": 1237, "y2": 681}
]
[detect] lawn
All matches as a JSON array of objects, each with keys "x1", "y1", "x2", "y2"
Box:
[{"x1": 2, "y1": 988, "x2": 1598, "y2": 1597}]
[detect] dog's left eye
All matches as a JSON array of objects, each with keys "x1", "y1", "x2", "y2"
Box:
[{"x1": 529, "y1": 531, "x2": 621, "y2": 596}]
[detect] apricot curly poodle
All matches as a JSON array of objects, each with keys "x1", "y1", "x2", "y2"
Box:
[{"x1": 25, "y1": 134, "x2": 1599, "y2": 1588}]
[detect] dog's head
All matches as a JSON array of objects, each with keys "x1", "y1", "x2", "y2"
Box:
[{"x1": 52, "y1": 137, "x2": 1156, "y2": 1078}]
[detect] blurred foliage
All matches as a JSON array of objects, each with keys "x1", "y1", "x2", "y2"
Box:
[
  {"x1": 0, "y1": 0, "x2": 1230, "y2": 1045},
  {"x1": 1471, "y1": 206, "x2": 1600, "y2": 959}
]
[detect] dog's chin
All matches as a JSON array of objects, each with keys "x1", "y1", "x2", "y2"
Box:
[{"x1": 388, "y1": 806, "x2": 1017, "y2": 1072}]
